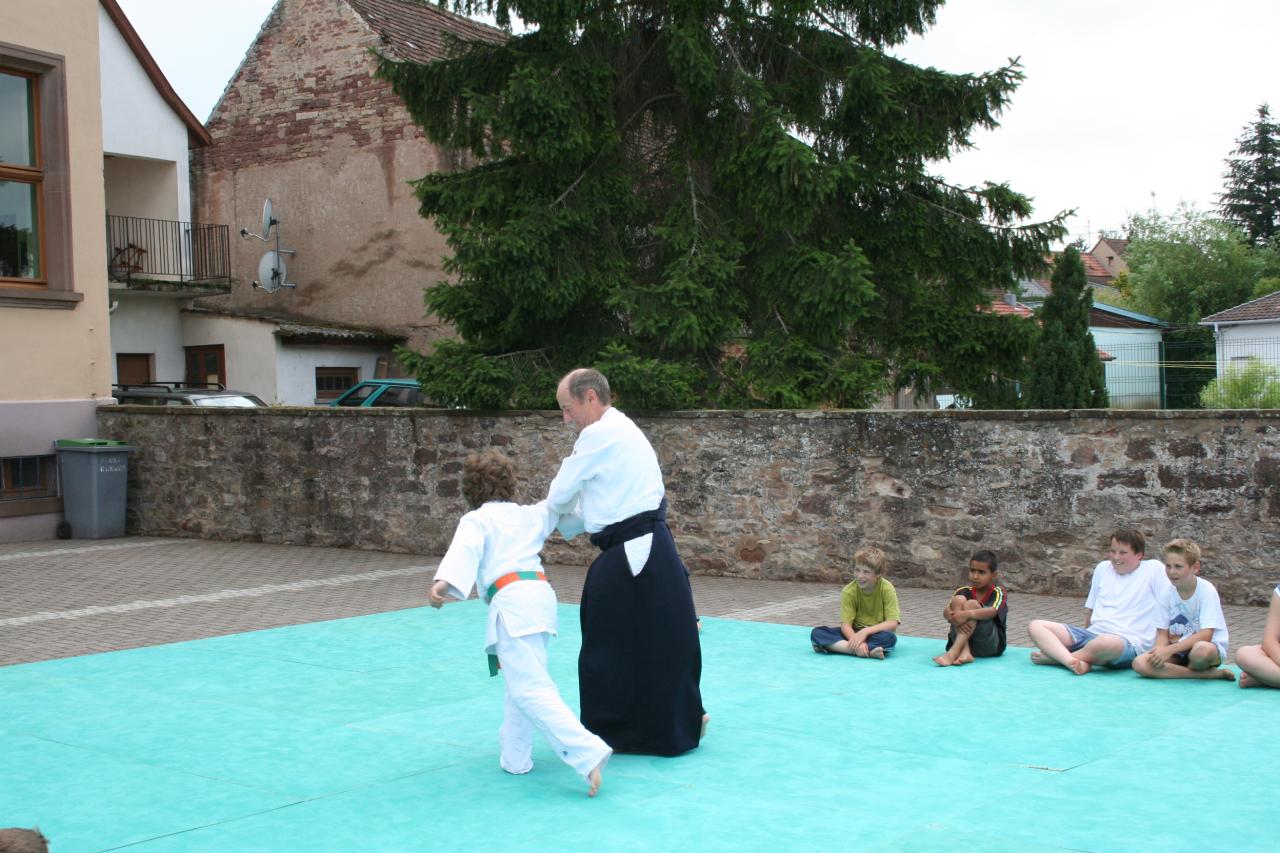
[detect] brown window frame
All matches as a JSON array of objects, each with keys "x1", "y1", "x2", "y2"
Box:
[
  {"x1": 315, "y1": 366, "x2": 359, "y2": 401},
  {"x1": 0, "y1": 42, "x2": 78, "y2": 309}
]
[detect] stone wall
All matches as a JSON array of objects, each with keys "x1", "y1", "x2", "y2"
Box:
[{"x1": 97, "y1": 407, "x2": 1280, "y2": 605}]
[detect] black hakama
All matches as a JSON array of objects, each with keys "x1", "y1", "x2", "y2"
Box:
[{"x1": 579, "y1": 503, "x2": 704, "y2": 756}]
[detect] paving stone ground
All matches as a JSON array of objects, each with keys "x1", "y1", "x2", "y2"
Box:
[{"x1": 0, "y1": 536, "x2": 1268, "y2": 667}]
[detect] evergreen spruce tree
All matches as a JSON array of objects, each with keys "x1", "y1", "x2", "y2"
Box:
[
  {"x1": 378, "y1": 1, "x2": 1064, "y2": 409},
  {"x1": 1026, "y1": 246, "x2": 1107, "y2": 409},
  {"x1": 1219, "y1": 104, "x2": 1280, "y2": 246}
]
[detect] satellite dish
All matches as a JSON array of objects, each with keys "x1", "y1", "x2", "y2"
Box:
[
  {"x1": 262, "y1": 198, "x2": 276, "y2": 237},
  {"x1": 242, "y1": 198, "x2": 296, "y2": 293},
  {"x1": 253, "y1": 250, "x2": 293, "y2": 293}
]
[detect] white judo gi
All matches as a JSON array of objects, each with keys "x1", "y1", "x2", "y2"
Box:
[{"x1": 434, "y1": 499, "x2": 612, "y2": 780}]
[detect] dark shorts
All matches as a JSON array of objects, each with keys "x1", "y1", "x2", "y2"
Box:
[{"x1": 946, "y1": 618, "x2": 1005, "y2": 658}]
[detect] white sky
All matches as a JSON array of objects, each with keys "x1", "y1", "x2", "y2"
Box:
[{"x1": 117, "y1": 0, "x2": 1280, "y2": 245}]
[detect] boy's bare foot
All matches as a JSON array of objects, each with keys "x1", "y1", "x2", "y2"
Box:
[
  {"x1": 1239, "y1": 671, "x2": 1260, "y2": 688},
  {"x1": 933, "y1": 653, "x2": 954, "y2": 667},
  {"x1": 955, "y1": 650, "x2": 974, "y2": 665},
  {"x1": 1030, "y1": 650, "x2": 1054, "y2": 665},
  {"x1": 1213, "y1": 668, "x2": 1237, "y2": 682},
  {"x1": 587, "y1": 762, "x2": 603, "y2": 797},
  {"x1": 1067, "y1": 657, "x2": 1092, "y2": 675},
  {"x1": 700, "y1": 713, "x2": 710, "y2": 740},
  {"x1": 868, "y1": 647, "x2": 886, "y2": 660}
]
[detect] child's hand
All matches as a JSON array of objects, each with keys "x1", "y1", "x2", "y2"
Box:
[
  {"x1": 428, "y1": 580, "x2": 450, "y2": 609},
  {"x1": 1148, "y1": 647, "x2": 1170, "y2": 668}
]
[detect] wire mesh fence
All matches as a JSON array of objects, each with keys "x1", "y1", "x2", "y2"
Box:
[{"x1": 1104, "y1": 337, "x2": 1280, "y2": 409}]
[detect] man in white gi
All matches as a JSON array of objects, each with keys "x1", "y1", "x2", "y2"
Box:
[
  {"x1": 430, "y1": 450, "x2": 612, "y2": 796},
  {"x1": 547, "y1": 368, "x2": 706, "y2": 756}
]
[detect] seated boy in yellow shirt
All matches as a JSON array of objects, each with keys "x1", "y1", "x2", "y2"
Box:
[{"x1": 809, "y1": 546, "x2": 900, "y2": 658}]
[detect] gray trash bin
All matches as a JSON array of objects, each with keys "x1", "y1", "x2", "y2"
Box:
[{"x1": 55, "y1": 439, "x2": 137, "y2": 539}]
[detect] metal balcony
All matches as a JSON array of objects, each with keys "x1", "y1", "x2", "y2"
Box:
[{"x1": 106, "y1": 214, "x2": 231, "y2": 293}]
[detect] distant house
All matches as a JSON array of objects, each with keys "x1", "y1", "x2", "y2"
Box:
[
  {"x1": 102, "y1": 0, "x2": 403, "y2": 404},
  {"x1": 1090, "y1": 236, "x2": 1130, "y2": 278},
  {"x1": 1019, "y1": 249, "x2": 1169, "y2": 408},
  {"x1": 1089, "y1": 302, "x2": 1169, "y2": 409},
  {"x1": 181, "y1": 307, "x2": 404, "y2": 404},
  {"x1": 1200, "y1": 290, "x2": 1280, "y2": 375},
  {"x1": 99, "y1": 0, "x2": 230, "y2": 386},
  {"x1": 191, "y1": 0, "x2": 504, "y2": 376}
]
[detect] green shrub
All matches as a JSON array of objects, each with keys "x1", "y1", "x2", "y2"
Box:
[{"x1": 1199, "y1": 357, "x2": 1280, "y2": 408}]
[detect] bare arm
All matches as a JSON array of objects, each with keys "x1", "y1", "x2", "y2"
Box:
[{"x1": 953, "y1": 605, "x2": 999, "y2": 623}]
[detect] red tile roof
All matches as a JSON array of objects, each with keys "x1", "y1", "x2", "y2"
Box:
[
  {"x1": 983, "y1": 300, "x2": 1034, "y2": 318},
  {"x1": 1201, "y1": 290, "x2": 1280, "y2": 324},
  {"x1": 346, "y1": 0, "x2": 504, "y2": 65}
]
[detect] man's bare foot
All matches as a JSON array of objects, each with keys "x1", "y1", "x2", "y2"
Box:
[
  {"x1": 587, "y1": 763, "x2": 603, "y2": 797},
  {"x1": 933, "y1": 653, "x2": 954, "y2": 667},
  {"x1": 1239, "y1": 671, "x2": 1260, "y2": 688},
  {"x1": 700, "y1": 713, "x2": 710, "y2": 740},
  {"x1": 1067, "y1": 657, "x2": 1092, "y2": 675},
  {"x1": 1030, "y1": 650, "x2": 1054, "y2": 666},
  {"x1": 868, "y1": 647, "x2": 886, "y2": 660}
]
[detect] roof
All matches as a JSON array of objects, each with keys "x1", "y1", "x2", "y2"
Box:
[
  {"x1": 1201, "y1": 290, "x2": 1280, "y2": 325},
  {"x1": 1097, "y1": 237, "x2": 1130, "y2": 257},
  {"x1": 983, "y1": 299, "x2": 1034, "y2": 319},
  {"x1": 99, "y1": 0, "x2": 211, "y2": 147},
  {"x1": 1090, "y1": 301, "x2": 1169, "y2": 328},
  {"x1": 1079, "y1": 252, "x2": 1112, "y2": 282},
  {"x1": 346, "y1": 0, "x2": 505, "y2": 65},
  {"x1": 183, "y1": 307, "x2": 405, "y2": 346}
]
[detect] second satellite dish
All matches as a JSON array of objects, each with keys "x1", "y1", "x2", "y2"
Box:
[{"x1": 255, "y1": 251, "x2": 290, "y2": 294}]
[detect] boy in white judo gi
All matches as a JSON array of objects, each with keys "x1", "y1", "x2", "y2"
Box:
[{"x1": 429, "y1": 449, "x2": 612, "y2": 797}]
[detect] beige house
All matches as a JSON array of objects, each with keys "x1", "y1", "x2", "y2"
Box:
[
  {"x1": 192, "y1": 0, "x2": 502, "y2": 361},
  {"x1": 1, "y1": 1, "x2": 113, "y2": 542}
]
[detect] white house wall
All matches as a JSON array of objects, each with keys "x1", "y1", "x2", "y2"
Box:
[
  {"x1": 1215, "y1": 323, "x2": 1280, "y2": 374},
  {"x1": 97, "y1": 4, "x2": 191, "y2": 222},
  {"x1": 1092, "y1": 327, "x2": 1162, "y2": 408},
  {"x1": 277, "y1": 347, "x2": 383, "y2": 405},
  {"x1": 108, "y1": 295, "x2": 185, "y2": 383},
  {"x1": 180, "y1": 314, "x2": 279, "y2": 402}
]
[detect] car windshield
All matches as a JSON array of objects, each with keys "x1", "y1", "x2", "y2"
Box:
[{"x1": 194, "y1": 395, "x2": 265, "y2": 408}]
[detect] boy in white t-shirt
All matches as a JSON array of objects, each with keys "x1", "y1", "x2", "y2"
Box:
[
  {"x1": 1132, "y1": 539, "x2": 1234, "y2": 682},
  {"x1": 1028, "y1": 528, "x2": 1170, "y2": 675}
]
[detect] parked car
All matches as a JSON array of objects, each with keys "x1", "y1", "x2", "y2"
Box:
[
  {"x1": 112, "y1": 382, "x2": 267, "y2": 407},
  {"x1": 329, "y1": 378, "x2": 425, "y2": 408}
]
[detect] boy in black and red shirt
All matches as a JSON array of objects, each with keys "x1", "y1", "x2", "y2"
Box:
[{"x1": 934, "y1": 550, "x2": 1007, "y2": 666}]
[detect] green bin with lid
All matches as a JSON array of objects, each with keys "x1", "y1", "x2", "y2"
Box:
[{"x1": 54, "y1": 439, "x2": 137, "y2": 539}]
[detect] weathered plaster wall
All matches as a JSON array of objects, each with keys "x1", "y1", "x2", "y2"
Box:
[
  {"x1": 97, "y1": 407, "x2": 1280, "y2": 605},
  {"x1": 191, "y1": 0, "x2": 465, "y2": 352}
]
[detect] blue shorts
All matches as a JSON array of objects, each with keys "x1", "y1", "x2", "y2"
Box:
[{"x1": 1063, "y1": 624, "x2": 1140, "y2": 668}]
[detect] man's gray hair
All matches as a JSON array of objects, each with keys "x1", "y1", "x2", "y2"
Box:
[{"x1": 565, "y1": 368, "x2": 611, "y2": 406}]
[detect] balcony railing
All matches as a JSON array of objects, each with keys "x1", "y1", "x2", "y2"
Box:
[{"x1": 106, "y1": 214, "x2": 230, "y2": 286}]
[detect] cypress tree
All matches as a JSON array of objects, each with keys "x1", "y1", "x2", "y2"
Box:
[
  {"x1": 377, "y1": 1, "x2": 1065, "y2": 409},
  {"x1": 1219, "y1": 104, "x2": 1280, "y2": 246},
  {"x1": 1026, "y1": 246, "x2": 1108, "y2": 409}
]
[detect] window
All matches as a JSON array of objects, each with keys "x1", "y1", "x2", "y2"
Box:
[
  {"x1": 0, "y1": 45, "x2": 76, "y2": 308},
  {"x1": 315, "y1": 367, "x2": 358, "y2": 400},
  {"x1": 1, "y1": 454, "x2": 58, "y2": 501}
]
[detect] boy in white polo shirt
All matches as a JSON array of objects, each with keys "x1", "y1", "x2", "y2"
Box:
[
  {"x1": 1027, "y1": 528, "x2": 1169, "y2": 674},
  {"x1": 1132, "y1": 539, "x2": 1234, "y2": 681}
]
